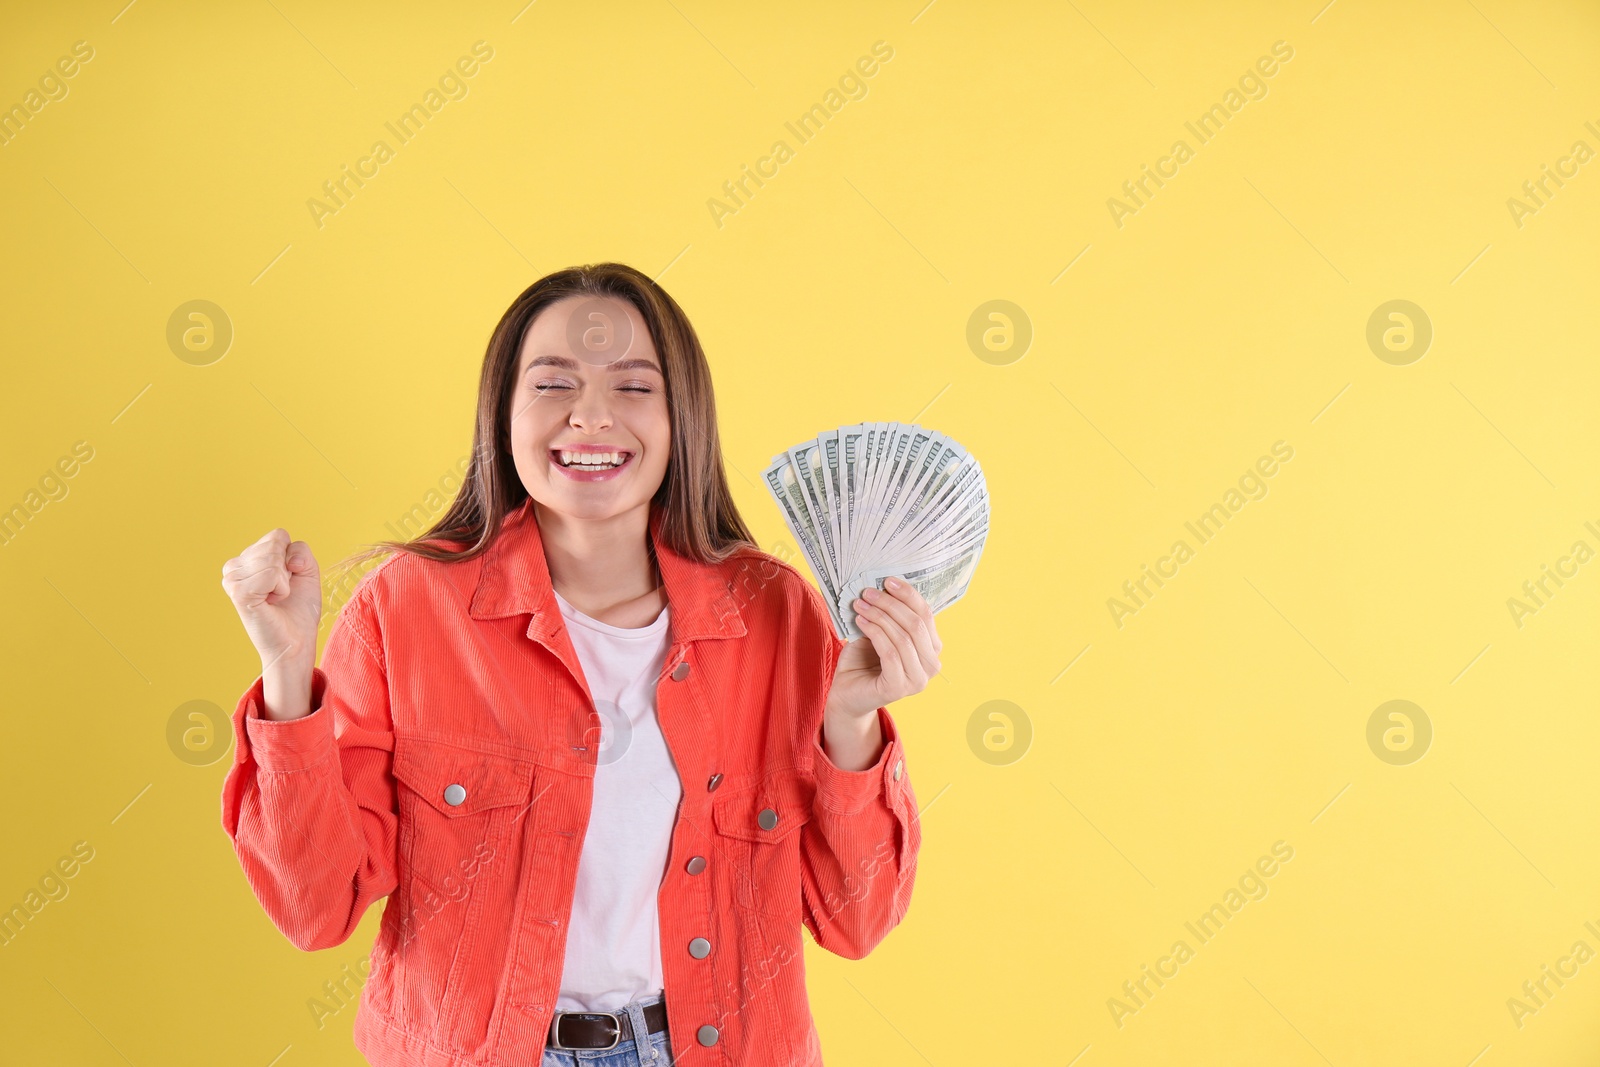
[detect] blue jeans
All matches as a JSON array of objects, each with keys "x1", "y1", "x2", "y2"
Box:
[{"x1": 541, "y1": 992, "x2": 672, "y2": 1067}]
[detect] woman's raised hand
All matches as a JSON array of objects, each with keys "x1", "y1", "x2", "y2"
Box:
[
  {"x1": 827, "y1": 576, "x2": 942, "y2": 720},
  {"x1": 221, "y1": 529, "x2": 321, "y2": 719}
]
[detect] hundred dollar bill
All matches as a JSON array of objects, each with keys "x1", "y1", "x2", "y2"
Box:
[
  {"x1": 819, "y1": 428, "x2": 845, "y2": 579},
  {"x1": 860, "y1": 427, "x2": 934, "y2": 559},
  {"x1": 880, "y1": 462, "x2": 988, "y2": 562},
  {"x1": 876, "y1": 442, "x2": 969, "y2": 555},
  {"x1": 787, "y1": 441, "x2": 839, "y2": 587},
  {"x1": 839, "y1": 424, "x2": 867, "y2": 565},
  {"x1": 762, "y1": 455, "x2": 846, "y2": 635}
]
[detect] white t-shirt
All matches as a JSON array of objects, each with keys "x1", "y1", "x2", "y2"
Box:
[{"x1": 551, "y1": 588, "x2": 682, "y2": 1013}]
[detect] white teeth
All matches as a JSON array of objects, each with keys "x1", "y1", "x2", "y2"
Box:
[{"x1": 557, "y1": 450, "x2": 625, "y2": 468}]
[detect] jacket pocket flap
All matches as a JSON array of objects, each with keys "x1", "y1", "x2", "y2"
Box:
[
  {"x1": 393, "y1": 737, "x2": 535, "y2": 817},
  {"x1": 713, "y1": 772, "x2": 813, "y2": 843}
]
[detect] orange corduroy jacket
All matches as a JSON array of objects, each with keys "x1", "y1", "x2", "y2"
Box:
[{"x1": 219, "y1": 499, "x2": 921, "y2": 1067}]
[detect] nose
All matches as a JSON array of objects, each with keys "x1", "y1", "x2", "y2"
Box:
[{"x1": 568, "y1": 388, "x2": 614, "y2": 432}]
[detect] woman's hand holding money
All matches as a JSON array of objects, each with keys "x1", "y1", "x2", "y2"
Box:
[{"x1": 819, "y1": 576, "x2": 941, "y2": 771}]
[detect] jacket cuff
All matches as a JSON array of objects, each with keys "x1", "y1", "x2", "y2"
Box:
[
  {"x1": 236, "y1": 669, "x2": 335, "y2": 773},
  {"x1": 811, "y1": 706, "x2": 907, "y2": 816}
]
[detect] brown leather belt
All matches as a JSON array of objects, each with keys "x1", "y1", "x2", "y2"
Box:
[{"x1": 547, "y1": 1000, "x2": 668, "y2": 1050}]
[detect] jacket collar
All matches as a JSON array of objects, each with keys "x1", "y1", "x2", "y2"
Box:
[{"x1": 468, "y1": 498, "x2": 747, "y2": 644}]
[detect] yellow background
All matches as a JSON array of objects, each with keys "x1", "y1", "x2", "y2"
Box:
[{"x1": 2, "y1": 0, "x2": 1598, "y2": 1063}]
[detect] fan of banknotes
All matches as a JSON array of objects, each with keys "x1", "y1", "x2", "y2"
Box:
[{"x1": 762, "y1": 422, "x2": 989, "y2": 641}]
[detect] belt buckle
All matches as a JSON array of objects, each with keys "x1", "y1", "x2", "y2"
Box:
[{"x1": 550, "y1": 1009, "x2": 623, "y2": 1051}]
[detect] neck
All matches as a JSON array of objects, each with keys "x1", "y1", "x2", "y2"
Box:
[{"x1": 532, "y1": 500, "x2": 663, "y2": 626}]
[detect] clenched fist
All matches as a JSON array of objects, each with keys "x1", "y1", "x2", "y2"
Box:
[{"x1": 221, "y1": 529, "x2": 321, "y2": 720}]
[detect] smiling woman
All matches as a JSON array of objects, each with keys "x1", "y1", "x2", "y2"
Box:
[{"x1": 217, "y1": 261, "x2": 928, "y2": 1067}]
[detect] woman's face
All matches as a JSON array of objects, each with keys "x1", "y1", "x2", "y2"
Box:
[{"x1": 508, "y1": 294, "x2": 671, "y2": 524}]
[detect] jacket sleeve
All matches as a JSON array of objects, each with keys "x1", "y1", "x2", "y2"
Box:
[
  {"x1": 219, "y1": 587, "x2": 399, "y2": 952},
  {"x1": 797, "y1": 589, "x2": 922, "y2": 960}
]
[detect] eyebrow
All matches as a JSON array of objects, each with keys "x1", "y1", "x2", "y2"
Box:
[{"x1": 525, "y1": 354, "x2": 663, "y2": 373}]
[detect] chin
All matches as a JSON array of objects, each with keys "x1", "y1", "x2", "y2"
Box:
[{"x1": 536, "y1": 492, "x2": 649, "y2": 523}]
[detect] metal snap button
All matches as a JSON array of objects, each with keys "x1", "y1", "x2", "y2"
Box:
[
  {"x1": 757, "y1": 807, "x2": 778, "y2": 831},
  {"x1": 686, "y1": 855, "x2": 707, "y2": 875},
  {"x1": 707, "y1": 773, "x2": 723, "y2": 792},
  {"x1": 443, "y1": 783, "x2": 467, "y2": 806},
  {"x1": 671, "y1": 662, "x2": 690, "y2": 681},
  {"x1": 688, "y1": 936, "x2": 711, "y2": 959},
  {"x1": 697, "y1": 1024, "x2": 719, "y2": 1046}
]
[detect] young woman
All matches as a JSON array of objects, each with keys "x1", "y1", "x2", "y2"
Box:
[{"x1": 219, "y1": 263, "x2": 936, "y2": 1067}]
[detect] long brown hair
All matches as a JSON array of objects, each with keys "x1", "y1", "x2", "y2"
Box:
[{"x1": 355, "y1": 263, "x2": 757, "y2": 571}]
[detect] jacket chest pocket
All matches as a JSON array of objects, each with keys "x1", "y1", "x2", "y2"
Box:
[
  {"x1": 712, "y1": 772, "x2": 813, "y2": 921},
  {"x1": 392, "y1": 737, "x2": 536, "y2": 905}
]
